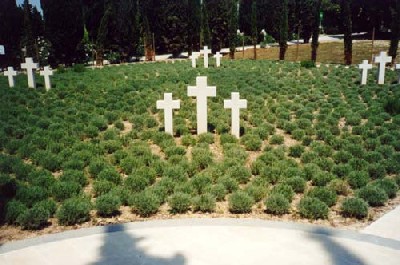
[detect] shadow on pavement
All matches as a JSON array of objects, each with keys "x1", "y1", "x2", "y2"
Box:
[
  {"x1": 91, "y1": 225, "x2": 187, "y2": 265},
  {"x1": 309, "y1": 228, "x2": 367, "y2": 265}
]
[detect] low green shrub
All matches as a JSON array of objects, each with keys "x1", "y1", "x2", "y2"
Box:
[
  {"x1": 192, "y1": 147, "x2": 213, "y2": 170},
  {"x1": 311, "y1": 172, "x2": 334, "y2": 187},
  {"x1": 59, "y1": 170, "x2": 88, "y2": 187},
  {"x1": 52, "y1": 181, "x2": 81, "y2": 201},
  {"x1": 370, "y1": 178, "x2": 398, "y2": 199},
  {"x1": 271, "y1": 184, "x2": 295, "y2": 202},
  {"x1": 265, "y1": 194, "x2": 290, "y2": 215},
  {"x1": 124, "y1": 175, "x2": 150, "y2": 193},
  {"x1": 98, "y1": 167, "x2": 122, "y2": 184},
  {"x1": 289, "y1": 145, "x2": 305, "y2": 158},
  {"x1": 133, "y1": 191, "x2": 160, "y2": 217},
  {"x1": 88, "y1": 158, "x2": 107, "y2": 177},
  {"x1": 332, "y1": 164, "x2": 351, "y2": 178},
  {"x1": 328, "y1": 179, "x2": 350, "y2": 195},
  {"x1": 191, "y1": 174, "x2": 213, "y2": 194},
  {"x1": 93, "y1": 180, "x2": 115, "y2": 197},
  {"x1": 285, "y1": 177, "x2": 306, "y2": 193},
  {"x1": 307, "y1": 187, "x2": 337, "y2": 207},
  {"x1": 16, "y1": 185, "x2": 48, "y2": 207},
  {"x1": 5, "y1": 200, "x2": 28, "y2": 224},
  {"x1": 367, "y1": 164, "x2": 386, "y2": 179},
  {"x1": 57, "y1": 197, "x2": 91, "y2": 225},
  {"x1": 356, "y1": 185, "x2": 388, "y2": 206},
  {"x1": 340, "y1": 198, "x2": 368, "y2": 219},
  {"x1": 269, "y1": 135, "x2": 284, "y2": 145},
  {"x1": 245, "y1": 184, "x2": 268, "y2": 202},
  {"x1": 298, "y1": 197, "x2": 329, "y2": 220},
  {"x1": 95, "y1": 193, "x2": 121, "y2": 217},
  {"x1": 198, "y1": 133, "x2": 215, "y2": 144},
  {"x1": 168, "y1": 192, "x2": 192, "y2": 214},
  {"x1": 35, "y1": 199, "x2": 57, "y2": 217},
  {"x1": 17, "y1": 204, "x2": 50, "y2": 230},
  {"x1": 300, "y1": 60, "x2": 316, "y2": 68},
  {"x1": 347, "y1": 171, "x2": 369, "y2": 189},
  {"x1": 210, "y1": 184, "x2": 227, "y2": 201},
  {"x1": 181, "y1": 135, "x2": 196, "y2": 146},
  {"x1": 225, "y1": 166, "x2": 252, "y2": 184},
  {"x1": 228, "y1": 191, "x2": 254, "y2": 213},
  {"x1": 241, "y1": 134, "x2": 262, "y2": 151},
  {"x1": 192, "y1": 193, "x2": 216, "y2": 212}
]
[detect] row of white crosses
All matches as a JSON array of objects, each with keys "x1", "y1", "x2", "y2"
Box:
[
  {"x1": 359, "y1": 51, "x2": 400, "y2": 85},
  {"x1": 3, "y1": 57, "x2": 53, "y2": 90},
  {"x1": 157, "y1": 76, "x2": 247, "y2": 138},
  {"x1": 190, "y1": 46, "x2": 223, "y2": 69}
]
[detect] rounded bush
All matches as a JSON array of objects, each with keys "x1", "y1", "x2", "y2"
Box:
[
  {"x1": 35, "y1": 199, "x2": 57, "y2": 217},
  {"x1": 228, "y1": 191, "x2": 254, "y2": 213},
  {"x1": 347, "y1": 171, "x2": 369, "y2": 189},
  {"x1": 289, "y1": 145, "x2": 305, "y2": 158},
  {"x1": 133, "y1": 191, "x2": 160, "y2": 217},
  {"x1": 265, "y1": 194, "x2": 290, "y2": 215},
  {"x1": 198, "y1": 133, "x2": 215, "y2": 144},
  {"x1": 285, "y1": 177, "x2": 306, "y2": 193},
  {"x1": 59, "y1": 170, "x2": 88, "y2": 187},
  {"x1": 192, "y1": 148, "x2": 213, "y2": 170},
  {"x1": 298, "y1": 197, "x2": 329, "y2": 220},
  {"x1": 370, "y1": 178, "x2": 399, "y2": 199},
  {"x1": 311, "y1": 172, "x2": 334, "y2": 187},
  {"x1": 124, "y1": 175, "x2": 150, "y2": 193},
  {"x1": 225, "y1": 166, "x2": 252, "y2": 184},
  {"x1": 216, "y1": 177, "x2": 238, "y2": 193},
  {"x1": 52, "y1": 181, "x2": 81, "y2": 201},
  {"x1": 57, "y1": 197, "x2": 91, "y2": 225},
  {"x1": 191, "y1": 174, "x2": 213, "y2": 194},
  {"x1": 328, "y1": 179, "x2": 350, "y2": 195},
  {"x1": 245, "y1": 184, "x2": 268, "y2": 202},
  {"x1": 16, "y1": 185, "x2": 48, "y2": 207},
  {"x1": 210, "y1": 184, "x2": 227, "y2": 201},
  {"x1": 168, "y1": 192, "x2": 192, "y2": 214},
  {"x1": 17, "y1": 204, "x2": 50, "y2": 230},
  {"x1": 93, "y1": 180, "x2": 115, "y2": 197},
  {"x1": 271, "y1": 184, "x2": 295, "y2": 202},
  {"x1": 356, "y1": 185, "x2": 388, "y2": 207},
  {"x1": 98, "y1": 167, "x2": 122, "y2": 184},
  {"x1": 269, "y1": 135, "x2": 284, "y2": 145},
  {"x1": 367, "y1": 163, "x2": 386, "y2": 179},
  {"x1": 95, "y1": 193, "x2": 121, "y2": 217},
  {"x1": 5, "y1": 200, "x2": 27, "y2": 224},
  {"x1": 307, "y1": 187, "x2": 337, "y2": 207},
  {"x1": 341, "y1": 198, "x2": 368, "y2": 219},
  {"x1": 241, "y1": 134, "x2": 262, "y2": 151},
  {"x1": 192, "y1": 193, "x2": 216, "y2": 213},
  {"x1": 88, "y1": 158, "x2": 107, "y2": 177}
]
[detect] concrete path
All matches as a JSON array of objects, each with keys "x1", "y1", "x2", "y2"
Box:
[
  {"x1": 362, "y1": 205, "x2": 400, "y2": 241},
  {"x1": 1, "y1": 218, "x2": 399, "y2": 265}
]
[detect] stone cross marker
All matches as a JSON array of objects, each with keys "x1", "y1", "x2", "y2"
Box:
[
  {"x1": 224, "y1": 92, "x2": 247, "y2": 138},
  {"x1": 396, "y1": 64, "x2": 400, "y2": 84},
  {"x1": 4, "y1": 67, "x2": 17, "y2": 88},
  {"x1": 157, "y1": 93, "x2": 180, "y2": 135},
  {"x1": 40, "y1": 66, "x2": 53, "y2": 90},
  {"x1": 190, "y1": 52, "x2": 200, "y2": 68},
  {"x1": 202, "y1": 46, "x2": 212, "y2": 68},
  {"x1": 358, "y1": 60, "x2": 372, "y2": 85},
  {"x1": 188, "y1": 76, "x2": 216, "y2": 134},
  {"x1": 374, "y1": 51, "x2": 392, "y2": 85},
  {"x1": 214, "y1": 52, "x2": 222, "y2": 68},
  {"x1": 21, "y1": 57, "x2": 38, "y2": 88}
]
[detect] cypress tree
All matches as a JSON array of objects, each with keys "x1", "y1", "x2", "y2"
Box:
[
  {"x1": 388, "y1": 0, "x2": 400, "y2": 64},
  {"x1": 228, "y1": 0, "x2": 239, "y2": 59},
  {"x1": 311, "y1": 0, "x2": 322, "y2": 62},
  {"x1": 251, "y1": 0, "x2": 257, "y2": 60},
  {"x1": 22, "y1": 0, "x2": 36, "y2": 60},
  {"x1": 341, "y1": 0, "x2": 352, "y2": 65},
  {"x1": 202, "y1": 1, "x2": 211, "y2": 47},
  {"x1": 279, "y1": 0, "x2": 289, "y2": 60}
]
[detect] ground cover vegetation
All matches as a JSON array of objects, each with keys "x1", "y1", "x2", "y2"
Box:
[{"x1": 1, "y1": 59, "x2": 400, "y2": 231}]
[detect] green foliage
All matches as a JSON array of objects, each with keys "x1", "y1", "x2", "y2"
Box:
[
  {"x1": 269, "y1": 135, "x2": 284, "y2": 145},
  {"x1": 289, "y1": 145, "x2": 305, "y2": 158},
  {"x1": 328, "y1": 179, "x2": 350, "y2": 195},
  {"x1": 95, "y1": 193, "x2": 121, "y2": 217},
  {"x1": 57, "y1": 197, "x2": 91, "y2": 225},
  {"x1": 192, "y1": 193, "x2": 216, "y2": 213},
  {"x1": 285, "y1": 177, "x2": 306, "y2": 193},
  {"x1": 271, "y1": 184, "x2": 295, "y2": 202},
  {"x1": 5, "y1": 200, "x2": 28, "y2": 225},
  {"x1": 300, "y1": 61, "x2": 316, "y2": 68},
  {"x1": 307, "y1": 187, "x2": 337, "y2": 207},
  {"x1": 16, "y1": 185, "x2": 48, "y2": 207},
  {"x1": 347, "y1": 171, "x2": 369, "y2": 189},
  {"x1": 356, "y1": 185, "x2": 388, "y2": 207},
  {"x1": 132, "y1": 191, "x2": 160, "y2": 217},
  {"x1": 370, "y1": 178, "x2": 399, "y2": 199},
  {"x1": 93, "y1": 180, "x2": 115, "y2": 197},
  {"x1": 17, "y1": 204, "x2": 50, "y2": 230},
  {"x1": 228, "y1": 191, "x2": 254, "y2": 214},
  {"x1": 59, "y1": 170, "x2": 88, "y2": 187},
  {"x1": 265, "y1": 194, "x2": 290, "y2": 215},
  {"x1": 298, "y1": 197, "x2": 329, "y2": 220},
  {"x1": 340, "y1": 198, "x2": 369, "y2": 219},
  {"x1": 124, "y1": 175, "x2": 150, "y2": 193},
  {"x1": 311, "y1": 172, "x2": 334, "y2": 187},
  {"x1": 168, "y1": 192, "x2": 192, "y2": 214},
  {"x1": 98, "y1": 167, "x2": 122, "y2": 185},
  {"x1": 210, "y1": 184, "x2": 227, "y2": 201},
  {"x1": 245, "y1": 184, "x2": 268, "y2": 202},
  {"x1": 241, "y1": 134, "x2": 262, "y2": 151},
  {"x1": 52, "y1": 181, "x2": 81, "y2": 201}
]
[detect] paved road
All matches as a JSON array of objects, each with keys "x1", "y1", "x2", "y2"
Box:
[
  {"x1": 1, "y1": 218, "x2": 399, "y2": 265},
  {"x1": 362, "y1": 205, "x2": 400, "y2": 241}
]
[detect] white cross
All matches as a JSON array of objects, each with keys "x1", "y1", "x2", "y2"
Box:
[
  {"x1": 214, "y1": 52, "x2": 223, "y2": 68},
  {"x1": 156, "y1": 93, "x2": 180, "y2": 135},
  {"x1": 374, "y1": 51, "x2": 392, "y2": 85},
  {"x1": 202, "y1": 46, "x2": 212, "y2": 68},
  {"x1": 224, "y1": 92, "x2": 247, "y2": 138},
  {"x1": 396, "y1": 64, "x2": 400, "y2": 84},
  {"x1": 188, "y1": 76, "x2": 216, "y2": 134},
  {"x1": 4, "y1": 67, "x2": 17, "y2": 88},
  {"x1": 40, "y1": 66, "x2": 53, "y2": 90},
  {"x1": 190, "y1": 52, "x2": 200, "y2": 68},
  {"x1": 21, "y1": 57, "x2": 39, "y2": 88},
  {"x1": 358, "y1": 60, "x2": 372, "y2": 85}
]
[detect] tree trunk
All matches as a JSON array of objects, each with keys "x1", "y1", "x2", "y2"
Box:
[
  {"x1": 341, "y1": 0, "x2": 352, "y2": 65},
  {"x1": 311, "y1": 0, "x2": 322, "y2": 62}
]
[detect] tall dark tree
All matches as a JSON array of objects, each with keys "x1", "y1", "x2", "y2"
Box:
[
  {"x1": 41, "y1": 0, "x2": 84, "y2": 65},
  {"x1": 0, "y1": 0, "x2": 22, "y2": 68},
  {"x1": 388, "y1": 0, "x2": 400, "y2": 64},
  {"x1": 228, "y1": 0, "x2": 239, "y2": 59},
  {"x1": 187, "y1": 0, "x2": 201, "y2": 54},
  {"x1": 202, "y1": 1, "x2": 211, "y2": 47},
  {"x1": 251, "y1": 0, "x2": 258, "y2": 60},
  {"x1": 21, "y1": 0, "x2": 36, "y2": 60},
  {"x1": 207, "y1": 0, "x2": 230, "y2": 52},
  {"x1": 279, "y1": 0, "x2": 289, "y2": 60},
  {"x1": 311, "y1": 0, "x2": 322, "y2": 62},
  {"x1": 340, "y1": 0, "x2": 353, "y2": 65}
]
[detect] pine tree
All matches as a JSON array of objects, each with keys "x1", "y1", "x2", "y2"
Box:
[
  {"x1": 311, "y1": 0, "x2": 322, "y2": 62},
  {"x1": 388, "y1": 0, "x2": 400, "y2": 64},
  {"x1": 341, "y1": 0, "x2": 352, "y2": 65},
  {"x1": 279, "y1": 0, "x2": 289, "y2": 60}
]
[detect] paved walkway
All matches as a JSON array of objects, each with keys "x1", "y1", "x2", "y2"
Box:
[
  {"x1": 1, "y1": 218, "x2": 399, "y2": 265},
  {"x1": 362, "y1": 205, "x2": 400, "y2": 240}
]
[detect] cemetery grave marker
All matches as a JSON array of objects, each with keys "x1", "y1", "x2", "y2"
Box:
[
  {"x1": 40, "y1": 66, "x2": 53, "y2": 90},
  {"x1": 156, "y1": 93, "x2": 180, "y2": 135},
  {"x1": 374, "y1": 51, "x2": 392, "y2": 85},
  {"x1": 358, "y1": 60, "x2": 372, "y2": 85},
  {"x1": 188, "y1": 76, "x2": 216, "y2": 134},
  {"x1": 190, "y1": 52, "x2": 200, "y2": 68},
  {"x1": 4, "y1": 67, "x2": 17, "y2": 88},
  {"x1": 214, "y1": 52, "x2": 222, "y2": 68},
  {"x1": 224, "y1": 92, "x2": 247, "y2": 138},
  {"x1": 21, "y1": 57, "x2": 39, "y2": 88},
  {"x1": 202, "y1": 46, "x2": 212, "y2": 68},
  {"x1": 396, "y1": 64, "x2": 400, "y2": 84}
]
